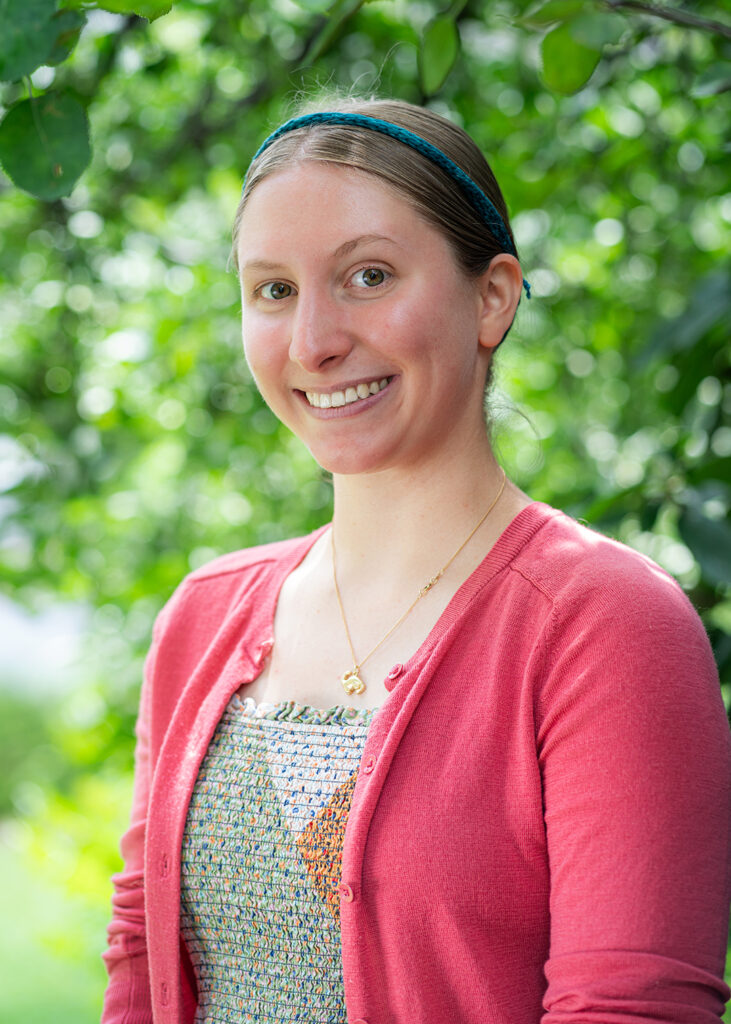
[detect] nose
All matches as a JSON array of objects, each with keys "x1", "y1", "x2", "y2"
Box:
[{"x1": 288, "y1": 287, "x2": 353, "y2": 373}]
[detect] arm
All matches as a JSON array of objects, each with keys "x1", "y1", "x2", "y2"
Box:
[
  {"x1": 100, "y1": 626, "x2": 159, "y2": 1023},
  {"x1": 537, "y1": 568, "x2": 731, "y2": 1023},
  {"x1": 98, "y1": 545, "x2": 281, "y2": 1021}
]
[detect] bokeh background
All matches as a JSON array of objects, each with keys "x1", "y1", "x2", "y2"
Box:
[{"x1": 1, "y1": 0, "x2": 729, "y2": 1019}]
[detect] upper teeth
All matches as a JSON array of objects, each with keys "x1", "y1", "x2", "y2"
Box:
[{"x1": 305, "y1": 378, "x2": 390, "y2": 409}]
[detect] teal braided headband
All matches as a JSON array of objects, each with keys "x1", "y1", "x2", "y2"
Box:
[{"x1": 248, "y1": 112, "x2": 531, "y2": 300}]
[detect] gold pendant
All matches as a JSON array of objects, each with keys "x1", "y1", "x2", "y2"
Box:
[{"x1": 342, "y1": 669, "x2": 365, "y2": 696}]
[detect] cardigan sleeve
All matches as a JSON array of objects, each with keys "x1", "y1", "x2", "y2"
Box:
[
  {"x1": 100, "y1": 618, "x2": 160, "y2": 1023},
  {"x1": 536, "y1": 559, "x2": 731, "y2": 1023},
  {"x1": 98, "y1": 549, "x2": 280, "y2": 1022}
]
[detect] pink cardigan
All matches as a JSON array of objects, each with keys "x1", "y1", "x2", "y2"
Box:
[{"x1": 101, "y1": 503, "x2": 731, "y2": 1023}]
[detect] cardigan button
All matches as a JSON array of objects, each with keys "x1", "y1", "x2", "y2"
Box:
[
  {"x1": 362, "y1": 754, "x2": 376, "y2": 775},
  {"x1": 256, "y1": 639, "x2": 273, "y2": 660},
  {"x1": 385, "y1": 662, "x2": 404, "y2": 691},
  {"x1": 338, "y1": 882, "x2": 354, "y2": 902},
  {"x1": 160, "y1": 981, "x2": 170, "y2": 1006},
  {"x1": 160, "y1": 853, "x2": 170, "y2": 877}
]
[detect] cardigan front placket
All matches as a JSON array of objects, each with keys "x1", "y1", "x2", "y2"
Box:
[
  {"x1": 145, "y1": 620, "x2": 265, "y2": 1021},
  {"x1": 143, "y1": 536, "x2": 327, "y2": 1021}
]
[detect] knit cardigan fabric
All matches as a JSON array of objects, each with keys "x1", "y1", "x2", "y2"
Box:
[{"x1": 101, "y1": 502, "x2": 731, "y2": 1024}]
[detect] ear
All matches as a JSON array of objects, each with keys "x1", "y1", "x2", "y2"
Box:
[{"x1": 476, "y1": 254, "x2": 524, "y2": 352}]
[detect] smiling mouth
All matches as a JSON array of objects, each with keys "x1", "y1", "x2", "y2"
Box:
[{"x1": 303, "y1": 377, "x2": 392, "y2": 409}]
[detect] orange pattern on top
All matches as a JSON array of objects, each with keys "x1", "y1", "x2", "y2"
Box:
[{"x1": 296, "y1": 769, "x2": 359, "y2": 922}]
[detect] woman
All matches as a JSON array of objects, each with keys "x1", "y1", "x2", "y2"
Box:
[{"x1": 101, "y1": 99, "x2": 731, "y2": 1023}]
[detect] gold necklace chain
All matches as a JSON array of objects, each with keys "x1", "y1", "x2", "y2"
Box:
[{"x1": 331, "y1": 469, "x2": 507, "y2": 696}]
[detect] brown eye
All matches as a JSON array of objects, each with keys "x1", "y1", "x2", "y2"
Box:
[{"x1": 260, "y1": 281, "x2": 292, "y2": 300}]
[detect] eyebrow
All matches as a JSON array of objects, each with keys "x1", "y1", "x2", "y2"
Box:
[{"x1": 240, "y1": 234, "x2": 399, "y2": 274}]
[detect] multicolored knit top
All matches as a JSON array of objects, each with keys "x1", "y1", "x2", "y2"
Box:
[{"x1": 180, "y1": 693, "x2": 380, "y2": 1022}]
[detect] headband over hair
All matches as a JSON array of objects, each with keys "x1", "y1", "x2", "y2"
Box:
[{"x1": 247, "y1": 112, "x2": 531, "y2": 300}]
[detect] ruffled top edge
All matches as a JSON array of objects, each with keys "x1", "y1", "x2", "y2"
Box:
[{"x1": 231, "y1": 691, "x2": 379, "y2": 726}]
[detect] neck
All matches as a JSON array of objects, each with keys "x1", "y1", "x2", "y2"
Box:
[{"x1": 329, "y1": 436, "x2": 516, "y2": 592}]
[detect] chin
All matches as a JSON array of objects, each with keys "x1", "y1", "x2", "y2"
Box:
[{"x1": 308, "y1": 443, "x2": 398, "y2": 477}]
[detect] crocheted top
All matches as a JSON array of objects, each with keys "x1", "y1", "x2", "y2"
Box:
[{"x1": 180, "y1": 692, "x2": 380, "y2": 1023}]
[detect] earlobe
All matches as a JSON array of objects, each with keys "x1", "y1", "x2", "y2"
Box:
[{"x1": 477, "y1": 254, "x2": 523, "y2": 351}]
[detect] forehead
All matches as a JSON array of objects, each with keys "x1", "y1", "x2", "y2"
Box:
[{"x1": 236, "y1": 161, "x2": 440, "y2": 264}]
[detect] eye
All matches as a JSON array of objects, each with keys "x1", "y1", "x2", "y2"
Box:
[
  {"x1": 257, "y1": 281, "x2": 293, "y2": 300},
  {"x1": 351, "y1": 267, "x2": 389, "y2": 289}
]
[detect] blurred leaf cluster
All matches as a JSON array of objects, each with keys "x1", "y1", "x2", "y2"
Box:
[
  {"x1": 3, "y1": 1, "x2": 730, "y2": 198},
  {"x1": 0, "y1": 0, "x2": 730, "y2": 1010},
  {"x1": 0, "y1": 0, "x2": 173, "y2": 200}
]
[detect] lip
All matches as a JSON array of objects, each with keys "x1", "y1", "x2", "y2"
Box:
[
  {"x1": 296, "y1": 374, "x2": 393, "y2": 396},
  {"x1": 295, "y1": 375, "x2": 398, "y2": 419}
]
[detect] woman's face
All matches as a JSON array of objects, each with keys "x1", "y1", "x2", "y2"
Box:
[{"x1": 236, "y1": 161, "x2": 499, "y2": 477}]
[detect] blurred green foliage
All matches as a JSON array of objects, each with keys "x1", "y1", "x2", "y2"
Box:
[{"x1": 0, "y1": 0, "x2": 729, "y2": 1016}]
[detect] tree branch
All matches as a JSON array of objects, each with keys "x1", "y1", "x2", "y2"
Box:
[{"x1": 605, "y1": 1, "x2": 731, "y2": 40}]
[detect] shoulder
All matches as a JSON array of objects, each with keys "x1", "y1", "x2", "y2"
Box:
[
  {"x1": 186, "y1": 528, "x2": 326, "y2": 584},
  {"x1": 510, "y1": 505, "x2": 718, "y2": 701},
  {"x1": 506, "y1": 504, "x2": 717, "y2": 685},
  {"x1": 513, "y1": 504, "x2": 696, "y2": 625},
  {"x1": 153, "y1": 526, "x2": 328, "y2": 641}
]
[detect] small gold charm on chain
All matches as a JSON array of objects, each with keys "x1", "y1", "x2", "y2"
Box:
[
  {"x1": 419, "y1": 571, "x2": 443, "y2": 597},
  {"x1": 342, "y1": 669, "x2": 366, "y2": 696},
  {"x1": 331, "y1": 470, "x2": 507, "y2": 698}
]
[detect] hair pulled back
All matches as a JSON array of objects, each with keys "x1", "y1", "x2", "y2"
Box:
[{"x1": 232, "y1": 97, "x2": 519, "y2": 282}]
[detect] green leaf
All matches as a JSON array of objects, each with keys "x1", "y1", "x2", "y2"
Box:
[
  {"x1": 687, "y1": 459, "x2": 731, "y2": 489},
  {"x1": 46, "y1": 10, "x2": 86, "y2": 67},
  {"x1": 637, "y1": 270, "x2": 731, "y2": 367},
  {"x1": 301, "y1": 0, "x2": 366, "y2": 64},
  {"x1": 0, "y1": 91, "x2": 91, "y2": 200},
  {"x1": 288, "y1": 0, "x2": 333, "y2": 11},
  {"x1": 678, "y1": 504, "x2": 731, "y2": 588},
  {"x1": 569, "y1": 11, "x2": 628, "y2": 48},
  {"x1": 640, "y1": 499, "x2": 662, "y2": 533},
  {"x1": 582, "y1": 483, "x2": 644, "y2": 527},
  {"x1": 0, "y1": 0, "x2": 58, "y2": 81},
  {"x1": 96, "y1": 0, "x2": 173, "y2": 22},
  {"x1": 540, "y1": 22, "x2": 600, "y2": 94},
  {"x1": 419, "y1": 15, "x2": 459, "y2": 96},
  {"x1": 520, "y1": 0, "x2": 585, "y2": 28},
  {"x1": 708, "y1": 600, "x2": 731, "y2": 637},
  {"x1": 691, "y1": 63, "x2": 731, "y2": 98}
]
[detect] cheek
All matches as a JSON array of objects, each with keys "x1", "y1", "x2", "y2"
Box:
[
  {"x1": 388, "y1": 274, "x2": 471, "y2": 351},
  {"x1": 379, "y1": 301, "x2": 442, "y2": 359},
  {"x1": 242, "y1": 319, "x2": 285, "y2": 382},
  {"x1": 243, "y1": 337, "x2": 293, "y2": 423}
]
